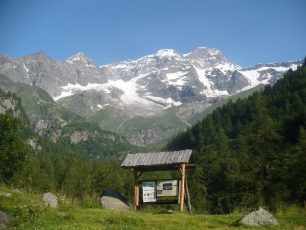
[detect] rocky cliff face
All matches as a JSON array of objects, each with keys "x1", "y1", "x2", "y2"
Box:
[
  {"x1": 0, "y1": 52, "x2": 108, "y2": 98},
  {"x1": 0, "y1": 91, "x2": 21, "y2": 118},
  {"x1": 0, "y1": 88, "x2": 42, "y2": 151},
  {"x1": 0, "y1": 75, "x2": 131, "y2": 155}
]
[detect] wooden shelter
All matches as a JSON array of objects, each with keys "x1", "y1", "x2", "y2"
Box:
[{"x1": 121, "y1": 149, "x2": 195, "y2": 212}]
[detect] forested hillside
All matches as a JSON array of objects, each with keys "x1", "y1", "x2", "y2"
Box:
[
  {"x1": 0, "y1": 90, "x2": 31, "y2": 185},
  {"x1": 0, "y1": 88, "x2": 134, "y2": 200},
  {"x1": 168, "y1": 59, "x2": 306, "y2": 213},
  {"x1": 0, "y1": 74, "x2": 138, "y2": 159}
]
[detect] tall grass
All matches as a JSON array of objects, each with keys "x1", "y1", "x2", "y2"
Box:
[{"x1": 0, "y1": 185, "x2": 305, "y2": 229}]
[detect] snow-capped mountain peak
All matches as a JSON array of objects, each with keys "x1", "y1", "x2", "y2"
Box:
[
  {"x1": 94, "y1": 47, "x2": 300, "y2": 112},
  {"x1": 186, "y1": 47, "x2": 231, "y2": 66},
  {"x1": 154, "y1": 49, "x2": 182, "y2": 58},
  {"x1": 0, "y1": 47, "x2": 301, "y2": 146},
  {"x1": 0, "y1": 47, "x2": 302, "y2": 118},
  {"x1": 66, "y1": 52, "x2": 86, "y2": 61},
  {"x1": 66, "y1": 52, "x2": 96, "y2": 67}
]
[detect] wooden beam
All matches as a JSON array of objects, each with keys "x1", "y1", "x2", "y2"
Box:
[
  {"x1": 123, "y1": 163, "x2": 195, "y2": 172},
  {"x1": 185, "y1": 163, "x2": 196, "y2": 168},
  {"x1": 180, "y1": 163, "x2": 186, "y2": 212},
  {"x1": 133, "y1": 170, "x2": 140, "y2": 211},
  {"x1": 178, "y1": 180, "x2": 181, "y2": 205}
]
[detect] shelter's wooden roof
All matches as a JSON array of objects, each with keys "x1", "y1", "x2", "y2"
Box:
[{"x1": 121, "y1": 149, "x2": 194, "y2": 170}]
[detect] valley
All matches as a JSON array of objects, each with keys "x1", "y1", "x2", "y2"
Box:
[
  {"x1": 1, "y1": 45, "x2": 305, "y2": 230},
  {"x1": 1, "y1": 1, "x2": 305, "y2": 229}
]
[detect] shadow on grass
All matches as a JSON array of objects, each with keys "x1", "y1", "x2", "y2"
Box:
[{"x1": 105, "y1": 215, "x2": 144, "y2": 227}]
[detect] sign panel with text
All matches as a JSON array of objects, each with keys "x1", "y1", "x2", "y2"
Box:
[{"x1": 142, "y1": 181, "x2": 156, "y2": 202}]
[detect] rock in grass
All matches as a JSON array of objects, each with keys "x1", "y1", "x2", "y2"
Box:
[
  {"x1": 239, "y1": 207, "x2": 278, "y2": 226},
  {"x1": 43, "y1": 192, "x2": 58, "y2": 208},
  {"x1": 12, "y1": 189, "x2": 22, "y2": 194},
  {"x1": 0, "y1": 211, "x2": 8, "y2": 229},
  {"x1": 100, "y1": 196, "x2": 130, "y2": 211},
  {"x1": 100, "y1": 189, "x2": 130, "y2": 211},
  {"x1": 0, "y1": 192, "x2": 12, "y2": 198}
]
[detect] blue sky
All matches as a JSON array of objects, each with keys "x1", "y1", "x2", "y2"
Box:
[{"x1": 0, "y1": 0, "x2": 305, "y2": 67}]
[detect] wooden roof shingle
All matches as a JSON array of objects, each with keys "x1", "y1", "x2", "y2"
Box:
[{"x1": 121, "y1": 149, "x2": 193, "y2": 170}]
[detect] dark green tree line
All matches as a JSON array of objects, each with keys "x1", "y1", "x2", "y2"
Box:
[
  {"x1": 0, "y1": 88, "x2": 134, "y2": 202},
  {"x1": 168, "y1": 62, "x2": 306, "y2": 213}
]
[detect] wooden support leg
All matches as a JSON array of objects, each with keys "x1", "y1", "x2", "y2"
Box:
[
  {"x1": 185, "y1": 176, "x2": 192, "y2": 213},
  {"x1": 180, "y1": 163, "x2": 186, "y2": 212},
  {"x1": 133, "y1": 170, "x2": 139, "y2": 211}
]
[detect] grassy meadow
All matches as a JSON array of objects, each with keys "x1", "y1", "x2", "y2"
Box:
[{"x1": 1, "y1": 186, "x2": 305, "y2": 230}]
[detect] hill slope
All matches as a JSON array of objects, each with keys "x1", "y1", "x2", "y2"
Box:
[
  {"x1": 0, "y1": 75, "x2": 137, "y2": 158},
  {"x1": 167, "y1": 60, "x2": 306, "y2": 213}
]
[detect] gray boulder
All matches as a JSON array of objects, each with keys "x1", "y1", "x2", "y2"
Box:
[
  {"x1": 43, "y1": 192, "x2": 58, "y2": 208},
  {"x1": 0, "y1": 211, "x2": 8, "y2": 229},
  {"x1": 100, "y1": 196, "x2": 130, "y2": 211},
  {"x1": 100, "y1": 189, "x2": 130, "y2": 211},
  {"x1": 12, "y1": 189, "x2": 22, "y2": 194},
  {"x1": 239, "y1": 207, "x2": 278, "y2": 226},
  {"x1": 0, "y1": 192, "x2": 12, "y2": 198}
]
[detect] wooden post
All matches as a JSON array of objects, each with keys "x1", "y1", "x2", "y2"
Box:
[
  {"x1": 180, "y1": 163, "x2": 186, "y2": 212},
  {"x1": 178, "y1": 180, "x2": 181, "y2": 204},
  {"x1": 185, "y1": 176, "x2": 192, "y2": 213},
  {"x1": 133, "y1": 170, "x2": 139, "y2": 211}
]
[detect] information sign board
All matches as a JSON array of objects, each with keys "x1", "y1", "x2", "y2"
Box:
[
  {"x1": 156, "y1": 180, "x2": 178, "y2": 197},
  {"x1": 142, "y1": 181, "x2": 156, "y2": 202}
]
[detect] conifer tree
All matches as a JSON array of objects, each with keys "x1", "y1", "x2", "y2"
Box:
[{"x1": 0, "y1": 113, "x2": 29, "y2": 185}]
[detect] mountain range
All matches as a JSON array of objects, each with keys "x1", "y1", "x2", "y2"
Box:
[{"x1": 0, "y1": 47, "x2": 301, "y2": 146}]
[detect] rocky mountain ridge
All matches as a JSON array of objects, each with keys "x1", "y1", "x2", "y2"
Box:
[
  {"x1": 0, "y1": 47, "x2": 300, "y2": 117},
  {"x1": 0, "y1": 47, "x2": 302, "y2": 146}
]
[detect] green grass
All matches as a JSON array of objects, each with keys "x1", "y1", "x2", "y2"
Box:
[{"x1": 1, "y1": 186, "x2": 305, "y2": 229}]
